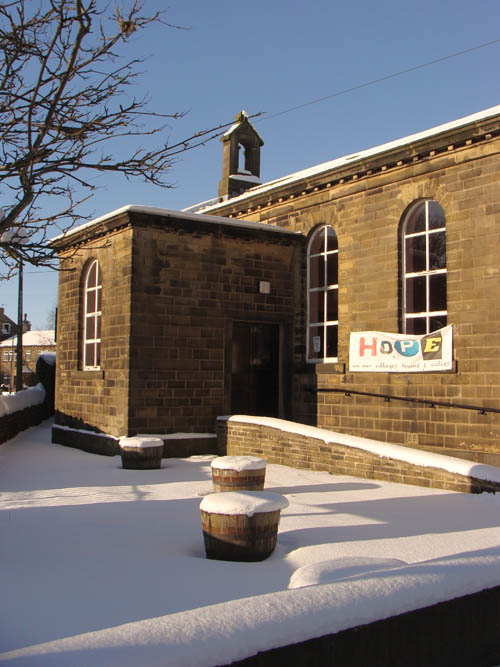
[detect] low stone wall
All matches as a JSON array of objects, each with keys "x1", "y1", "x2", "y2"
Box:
[
  {"x1": 216, "y1": 417, "x2": 500, "y2": 494},
  {"x1": 0, "y1": 402, "x2": 51, "y2": 445},
  {"x1": 52, "y1": 424, "x2": 217, "y2": 458},
  {"x1": 52, "y1": 424, "x2": 120, "y2": 456},
  {"x1": 227, "y1": 584, "x2": 500, "y2": 667}
]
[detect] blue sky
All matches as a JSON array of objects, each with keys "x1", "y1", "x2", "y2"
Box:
[{"x1": 2, "y1": 0, "x2": 499, "y2": 329}]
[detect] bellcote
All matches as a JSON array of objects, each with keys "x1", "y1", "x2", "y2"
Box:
[{"x1": 218, "y1": 111, "x2": 264, "y2": 200}]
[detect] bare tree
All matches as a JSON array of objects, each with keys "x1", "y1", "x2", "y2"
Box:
[{"x1": 0, "y1": 0, "x2": 240, "y2": 277}]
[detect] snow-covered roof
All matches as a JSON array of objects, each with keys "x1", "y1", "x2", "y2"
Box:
[
  {"x1": 222, "y1": 110, "x2": 264, "y2": 144},
  {"x1": 196, "y1": 104, "x2": 500, "y2": 213},
  {"x1": 50, "y1": 205, "x2": 300, "y2": 244},
  {"x1": 182, "y1": 197, "x2": 221, "y2": 214},
  {"x1": 0, "y1": 329, "x2": 56, "y2": 348}
]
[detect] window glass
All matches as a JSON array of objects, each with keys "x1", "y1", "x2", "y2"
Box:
[
  {"x1": 326, "y1": 253, "x2": 338, "y2": 286},
  {"x1": 326, "y1": 289, "x2": 338, "y2": 319},
  {"x1": 326, "y1": 325, "x2": 338, "y2": 358},
  {"x1": 428, "y1": 200, "x2": 446, "y2": 230},
  {"x1": 85, "y1": 317, "x2": 96, "y2": 340},
  {"x1": 405, "y1": 236, "x2": 426, "y2": 273},
  {"x1": 406, "y1": 317, "x2": 427, "y2": 335},
  {"x1": 309, "y1": 255, "x2": 323, "y2": 289},
  {"x1": 430, "y1": 315, "x2": 447, "y2": 331},
  {"x1": 308, "y1": 326, "x2": 323, "y2": 358},
  {"x1": 428, "y1": 232, "x2": 446, "y2": 270},
  {"x1": 405, "y1": 276, "x2": 427, "y2": 313},
  {"x1": 429, "y1": 273, "x2": 447, "y2": 311},
  {"x1": 309, "y1": 232, "x2": 325, "y2": 255},
  {"x1": 86, "y1": 290, "x2": 96, "y2": 314},
  {"x1": 405, "y1": 206, "x2": 426, "y2": 234},
  {"x1": 87, "y1": 262, "x2": 97, "y2": 288},
  {"x1": 326, "y1": 227, "x2": 338, "y2": 251},
  {"x1": 309, "y1": 292, "x2": 320, "y2": 324}
]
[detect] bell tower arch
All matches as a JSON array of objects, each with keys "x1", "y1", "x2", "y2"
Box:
[{"x1": 218, "y1": 111, "x2": 264, "y2": 200}]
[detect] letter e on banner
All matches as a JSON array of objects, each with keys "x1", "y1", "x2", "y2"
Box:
[{"x1": 421, "y1": 332, "x2": 442, "y2": 360}]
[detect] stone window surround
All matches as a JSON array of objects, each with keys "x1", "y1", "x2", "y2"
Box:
[
  {"x1": 307, "y1": 225, "x2": 339, "y2": 363},
  {"x1": 82, "y1": 259, "x2": 102, "y2": 371},
  {"x1": 402, "y1": 199, "x2": 447, "y2": 335}
]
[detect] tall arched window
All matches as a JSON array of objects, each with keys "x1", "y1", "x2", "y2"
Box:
[
  {"x1": 402, "y1": 200, "x2": 446, "y2": 334},
  {"x1": 83, "y1": 259, "x2": 102, "y2": 369},
  {"x1": 307, "y1": 225, "x2": 338, "y2": 361}
]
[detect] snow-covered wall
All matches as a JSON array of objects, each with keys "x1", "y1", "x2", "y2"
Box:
[
  {"x1": 217, "y1": 416, "x2": 500, "y2": 494},
  {"x1": 0, "y1": 384, "x2": 49, "y2": 444}
]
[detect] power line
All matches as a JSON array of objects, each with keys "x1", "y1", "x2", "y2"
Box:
[{"x1": 256, "y1": 38, "x2": 500, "y2": 123}]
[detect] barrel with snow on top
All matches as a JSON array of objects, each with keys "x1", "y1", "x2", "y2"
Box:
[
  {"x1": 200, "y1": 490, "x2": 288, "y2": 561},
  {"x1": 119, "y1": 436, "x2": 164, "y2": 470},
  {"x1": 211, "y1": 455, "x2": 267, "y2": 492}
]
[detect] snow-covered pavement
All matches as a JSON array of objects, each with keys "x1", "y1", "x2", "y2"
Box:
[{"x1": 1, "y1": 420, "x2": 500, "y2": 666}]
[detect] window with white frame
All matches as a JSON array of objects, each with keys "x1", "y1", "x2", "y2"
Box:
[
  {"x1": 307, "y1": 225, "x2": 338, "y2": 361},
  {"x1": 402, "y1": 199, "x2": 447, "y2": 334},
  {"x1": 3, "y1": 351, "x2": 8, "y2": 361},
  {"x1": 83, "y1": 259, "x2": 102, "y2": 370},
  {"x1": 2, "y1": 323, "x2": 10, "y2": 333}
]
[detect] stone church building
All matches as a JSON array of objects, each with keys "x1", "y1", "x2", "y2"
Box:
[{"x1": 52, "y1": 106, "x2": 500, "y2": 465}]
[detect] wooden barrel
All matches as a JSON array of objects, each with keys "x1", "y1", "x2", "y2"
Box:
[
  {"x1": 120, "y1": 437, "x2": 164, "y2": 470},
  {"x1": 211, "y1": 456, "x2": 267, "y2": 492},
  {"x1": 200, "y1": 491, "x2": 288, "y2": 562}
]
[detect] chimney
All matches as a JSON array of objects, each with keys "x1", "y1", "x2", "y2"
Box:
[{"x1": 22, "y1": 313, "x2": 31, "y2": 332}]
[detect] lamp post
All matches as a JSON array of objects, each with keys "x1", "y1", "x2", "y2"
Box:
[
  {"x1": 15, "y1": 259, "x2": 23, "y2": 392},
  {"x1": 0, "y1": 210, "x2": 27, "y2": 392}
]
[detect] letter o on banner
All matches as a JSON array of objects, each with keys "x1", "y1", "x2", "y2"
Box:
[{"x1": 380, "y1": 341, "x2": 393, "y2": 354}]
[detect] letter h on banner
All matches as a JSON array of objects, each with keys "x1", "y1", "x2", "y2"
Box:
[{"x1": 359, "y1": 337, "x2": 377, "y2": 357}]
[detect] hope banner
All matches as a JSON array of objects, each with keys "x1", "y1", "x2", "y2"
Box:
[{"x1": 349, "y1": 326, "x2": 453, "y2": 372}]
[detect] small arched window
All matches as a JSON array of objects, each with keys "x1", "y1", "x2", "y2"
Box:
[
  {"x1": 402, "y1": 200, "x2": 446, "y2": 334},
  {"x1": 83, "y1": 259, "x2": 102, "y2": 370},
  {"x1": 307, "y1": 225, "x2": 338, "y2": 361}
]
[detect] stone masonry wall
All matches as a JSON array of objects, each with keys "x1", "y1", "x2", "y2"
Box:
[
  {"x1": 54, "y1": 225, "x2": 133, "y2": 438},
  {"x1": 0, "y1": 403, "x2": 50, "y2": 445},
  {"x1": 217, "y1": 418, "x2": 500, "y2": 494},
  {"x1": 127, "y1": 216, "x2": 302, "y2": 435},
  {"x1": 209, "y1": 122, "x2": 500, "y2": 465}
]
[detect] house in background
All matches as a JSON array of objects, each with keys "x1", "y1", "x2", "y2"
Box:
[
  {"x1": 51, "y1": 105, "x2": 500, "y2": 465},
  {"x1": 0, "y1": 307, "x2": 31, "y2": 343},
  {"x1": 0, "y1": 329, "x2": 56, "y2": 389}
]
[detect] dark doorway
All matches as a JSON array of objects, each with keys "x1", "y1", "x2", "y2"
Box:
[{"x1": 231, "y1": 323, "x2": 280, "y2": 417}]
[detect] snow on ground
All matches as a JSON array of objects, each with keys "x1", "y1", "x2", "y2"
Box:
[{"x1": 1, "y1": 420, "x2": 500, "y2": 666}]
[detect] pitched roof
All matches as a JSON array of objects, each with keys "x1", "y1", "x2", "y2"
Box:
[
  {"x1": 0, "y1": 330, "x2": 56, "y2": 348},
  {"x1": 50, "y1": 205, "x2": 300, "y2": 245},
  {"x1": 192, "y1": 104, "x2": 500, "y2": 213}
]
